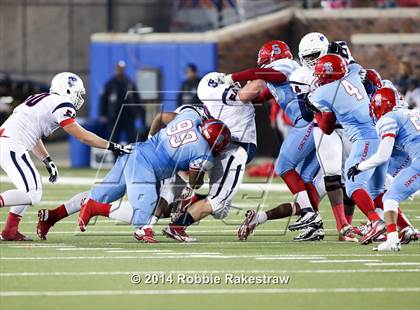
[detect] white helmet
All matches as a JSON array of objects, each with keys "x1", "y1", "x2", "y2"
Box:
[
  {"x1": 298, "y1": 32, "x2": 330, "y2": 69},
  {"x1": 50, "y1": 72, "x2": 85, "y2": 110},
  {"x1": 197, "y1": 72, "x2": 224, "y2": 102},
  {"x1": 382, "y1": 79, "x2": 407, "y2": 109}
]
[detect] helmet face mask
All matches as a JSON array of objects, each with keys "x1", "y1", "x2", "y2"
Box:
[
  {"x1": 298, "y1": 32, "x2": 329, "y2": 69},
  {"x1": 50, "y1": 72, "x2": 85, "y2": 110}
]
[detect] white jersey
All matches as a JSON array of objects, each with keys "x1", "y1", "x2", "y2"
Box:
[
  {"x1": 289, "y1": 66, "x2": 317, "y2": 95},
  {"x1": 198, "y1": 83, "x2": 257, "y2": 145},
  {"x1": 264, "y1": 58, "x2": 301, "y2": 78},
  {"x1": 1, "y1": 92, "x2": 76, "y2": 150}
]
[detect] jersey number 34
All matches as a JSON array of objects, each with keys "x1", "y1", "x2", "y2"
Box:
[{"x1": 166, "y1": 120, "x2": 198, "y2": 148}]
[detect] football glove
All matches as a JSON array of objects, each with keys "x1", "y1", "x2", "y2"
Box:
[
  {"x1": 347, "y1": 163, "x2": 362, "y2": 181},
  {"x1": 107, "y1": 142, "x2": 134, "y2": 156},
  {"x1": 42, "y1": 156, "x2": 59, "y2": 184}
]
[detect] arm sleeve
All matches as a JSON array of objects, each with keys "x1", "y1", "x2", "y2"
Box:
[
  {"x1": 377, "y1": 116, "x2": 399, "y2": 139},
  {"x1": 358, "y1": 136, "x2": 395, "y2": 171},
  {"x1": 52, "y1": 102, "x2": 76, "y2": 127},
  {"x1": 315, "y1": 111, "x2": 336, "y2": 135},
  {"x1": 298, "y1": 94, "x2": 314, "y2": 122},
  {"x1": 232, "y1": 68, "x2": 287, "y2": 84},
  {"x1": 189, "y1": 155, "x2": 214, "y2": 172}
]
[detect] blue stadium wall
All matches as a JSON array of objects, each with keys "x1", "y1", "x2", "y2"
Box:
[{"x1": 89, "y1": 41, "x2": 218, "y2": 118}]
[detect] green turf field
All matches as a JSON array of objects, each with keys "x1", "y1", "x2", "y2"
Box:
[{"x1": 0, "y1": 168, "x2": 419, "y2": 310}]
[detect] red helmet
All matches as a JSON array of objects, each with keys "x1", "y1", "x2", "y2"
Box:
[
  {"x1": 366, "y1": 69, "x2": 383, "y2": 88},
  {"x1": 257, "y1": 40, "x2": 293, "y2": 67},
  {"x1": 314, "y1": 54, "x2": 348, "y2": 85},
  {"x1": 370, "y1": 87, "x2": 397, "y2": 120},
  {"x1": 199, "y1": 119, "x2": 231, "y2": 156}
]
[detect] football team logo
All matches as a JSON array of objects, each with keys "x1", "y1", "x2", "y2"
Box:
[
  {"x1": 324, "y1": 62, "x2": 334, "y2": 73},
  {"x1": 374, "y1": 94, "x2": 382, "y2": 106},
  {"x1": 68, "y1": 76, "x2": 77, "y2": 87}
]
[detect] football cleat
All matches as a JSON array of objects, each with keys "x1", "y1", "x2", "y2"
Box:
[
  {"x1": 360, "y1": 219, "x2": 386, "y2": 245},
  {"x1": 399, "y1": 226, "x2": 419, "y2": 245},
  {"x1": 374, "y1": 233, "x2": 387, "y2": 242},
  {"x1": 289, "y1": 211, "x2": 322, "y2": 231},
  {"x1": 238, "y1": 210, "x2": 258, "y2": 241},
  {"x1": 0, "y1": 230, "x2": 32, "y2": 241},
  {"x1": 133, "y1": 227, "x2": 157, "y2": 243},
  {"x1": 338, "y1": 225, "x2": 358, "y2": 242},
  {"x1": 162, "y1": 225, "x2": 196, "y2": 242},
  {"x1": 37, "y1": 209, "x2": 53, "y2": 240},
  {"x1": 293, "y1": 226, "x2": 324, "y2": 242},
  {"x1": 373, "y1": 240, "x2": 401, "y2": 252}
]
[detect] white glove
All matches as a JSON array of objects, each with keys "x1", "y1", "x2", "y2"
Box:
[{"x1": 43, "y1": 156, "x2": 59, "y2": 184}]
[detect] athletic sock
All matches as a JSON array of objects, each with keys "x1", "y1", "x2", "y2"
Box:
[
  {"x1": 2, "y1": 212, "x2": 21, "y2": 235},
  {"x1": 351, "y1": 189, "x2": 380, "y2": 222},
  {"x1": 332, "y1": 203, "x2": 348, "y2": 232},
  {"x1": 174, "y1": 211, "x2": 195, "y2": 227},
  {"x1": 374, "y1": 194, "x2": 384, "y2": 220},
  {"x1": 84, "y1": 199, "x2": 111, "y2": 217},
  {"x1": 397, "y1": 208, "x2": 411, "y2": 230},
  {"x1": 282, "y1": 170, "x2": 313, "y2": 212},
  {"x1": 387, "y1": 223, "x2": 397, "y2": 233},
  {"x1": 256, "y1": 211, "x2": 268, "y2": 224},
  {"x1": 304, "y1": 182, "x2": 319, "y2": 212},
  {"x1": 46, "y1": 205, "x2": 68, "y2": 225},
  {"x1": 345, "y1": 215, "x2": 353, "y2": 225}
]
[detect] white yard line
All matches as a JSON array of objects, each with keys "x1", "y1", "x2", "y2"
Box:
[
  {"x1": 310, "y1": 259, "x2": 383, "y2": 263},
  {"x1": 1, "y1": 287, "x2": 419, "y2": 297},
  {"x1": 365, "y1": 262, "x2": 420, "y2": 266},
  {"x1": 0, "y1": 269, "x2": 418, "y2": 277}
]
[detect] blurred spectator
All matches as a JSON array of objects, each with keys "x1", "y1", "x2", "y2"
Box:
[
  {"x1": 99, "y1": 61, "x2": 145, "y2": 143},
  {"x1": 321, "y1": 0, "x2": 352, "y2": 9},
  {"x1": 404, "y1": 79, "x2": 420, "y2": 109},
  {"x1": 395, "y1": 60, "x2": 418, "y2": 94},
  {"x1": 177, "y1": 63, "x2": 200, "y2": 107}
]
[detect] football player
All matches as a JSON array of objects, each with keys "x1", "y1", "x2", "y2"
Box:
[
  {"x1": 77, "y1": 110, "x2": 231, "y2": 242},
  {"x1": 0, "y1": 72, "x2": 132, "y2": 241},
  {"x1": 347, "y1": 88, "x2": 420, "y2": 251},
  {"x1": 161, "y1": 75, "x2": 262, "y2": 242},
  {"x1": 224, "y1": 41, "x2": 323, "y2": 241},
  {"x1": 310, "y1": 54, "x2": 387, "y2": 244}
]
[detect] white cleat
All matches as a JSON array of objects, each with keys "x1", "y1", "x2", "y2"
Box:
[{"x1": 373, "y1": 240, "x2": 401, "y2": 252}]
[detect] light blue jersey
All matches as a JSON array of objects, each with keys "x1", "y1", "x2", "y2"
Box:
[
  {"x1": 90, "y1": 110, "x2": 214, "y2": 227},
  {"x1": 376, "y1": 109, "x2": 420, "y2": 161},
  {"x1": 311, "y1": 64, "x2": 377, "y2": 142},
  {"x1": 147, "y1": 110, "x2": 214, "y2": 179}
]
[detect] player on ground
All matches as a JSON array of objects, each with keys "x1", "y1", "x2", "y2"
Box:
[
  {"x1": 77, "y1": 110, "x2": 231, "y2": 242},
  {"x1": 0, "y1": 72, "x2": 132, "y2": 241},
  {"x1": 310, "y1": 54, "x2": 387, "y2": 244},
  {"x1": 347, "y1": 87, "x2": 420, "y2": 251},
  {"x1": 161, "y1": 75, "x2": 262, "y2": 242},
  {"x1": 224, "y1": 41, "x2": 323, "y2": 241}
]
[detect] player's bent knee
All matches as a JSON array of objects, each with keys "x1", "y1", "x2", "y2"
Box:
[
  {"x1": 28, "y1": 189, "x2": 42, "y2": 205},
  {"x1": 324, "y1": 175, "x2": 342, "y2": 192},
  {"x1": 208, "y1": 198, "x2": 231, "y2": 219}
]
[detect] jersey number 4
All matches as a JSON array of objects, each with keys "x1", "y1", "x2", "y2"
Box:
[
  {"x1": 342, "y1": 80, "x2": 363, "y2": 101},
  {"x1": 166, "y1": 119, "x2": 198, "y2": 148}
]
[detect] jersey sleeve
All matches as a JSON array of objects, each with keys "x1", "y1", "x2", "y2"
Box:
[
  {"x1": 376, "y1": 116, "x2": 399, "y2": 139},
  {"x1": 189, "y1": 155, "x2": 214, "y2": 172},
  {"x1": 52, "y1": 102, "x2": 76, "y2": 127},
  {"x1": 308, "y1": 90, "x2": 331, "y2": 112}
]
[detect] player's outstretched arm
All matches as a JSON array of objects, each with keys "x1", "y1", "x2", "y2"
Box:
[
  {"x1": 148, "y1": 112, "x2": 177, "y2": 137},
  {"x1": 348, "y1": 136, "x2": 395, "y2": 181},
  {"x1": 238, "y1": 80, "x2": 268, "y2": 103},
  {"x1": 62, "y1": 122, "x2": 132, "y2": 155},
  {"x1": 226, "y1": 68, "x2": 287, "y2": 85}
]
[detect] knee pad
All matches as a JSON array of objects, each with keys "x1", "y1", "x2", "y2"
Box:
[
  {"x1": 208, "y1": 197, "x2": 231, "y2": 220},
  {"x1": 28, "y1": 189, "x2": 42, "y2": 205},
  {"x1": 383, "y1": 199, "x2": 399, "y2": 213},
  {"x1": 324, "y1": 175, "x2": 342, "y2": 192}
]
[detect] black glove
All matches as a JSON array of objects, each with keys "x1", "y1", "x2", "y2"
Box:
[
  {"x1": 328, "y1": 41, "x2": 355, "y2": 64},
  {"x1": 347, "y1": 163, "x2": 362, "y2": 181},
  {"x1": 43, "y1": 156, "x2": 59, "y2": 184},
  {"x1": 107, "y1": 142, "x2": 134, "y2": 156}
]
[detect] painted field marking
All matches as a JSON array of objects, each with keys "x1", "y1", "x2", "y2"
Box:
[
  {"x1": 106, "y1": 250, "x2": 174, "y2": 253},
  {"x1": 1, "y1": 287, "x2": 419, "y2": 297},
  {"x1": 310, "y1": 260, "x2": 383, "y2": 263},
  {"x1": 0, "y1": 269, "x2": 418, "y2": 277},
  {"x1": 8, "y1": 244, "x2": 76, "y2": 248},
  {"x1": 365, "y1": 262, "x2": 420, "y2": 266},
  {"x1": 56, "y1": 248, "x2": 122, "y2": 251}
]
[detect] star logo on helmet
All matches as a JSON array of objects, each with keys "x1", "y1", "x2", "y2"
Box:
[{"x1": 68, "y1": 76, "x2": 77, "y2": 87}]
